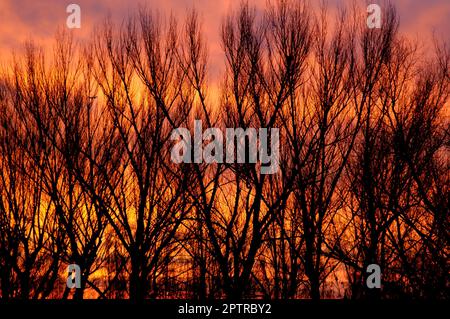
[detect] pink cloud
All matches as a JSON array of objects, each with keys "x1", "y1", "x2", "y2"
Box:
[{"x1": 0, "y1": 0, "x2": 448, "y2": 78}]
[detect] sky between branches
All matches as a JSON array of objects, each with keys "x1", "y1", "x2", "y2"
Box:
[{"x1": 0, "y1": 0, "x2": 449, "y2": 82}]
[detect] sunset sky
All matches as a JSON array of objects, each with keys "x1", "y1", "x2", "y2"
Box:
[
  {"x1": 0, "y1": 0, "x2": 449, "y2": 303},
  {"x1": 1, "y1": 0, "x2": 449, "y2": 79}
]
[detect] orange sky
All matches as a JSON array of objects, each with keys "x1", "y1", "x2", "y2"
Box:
[{"x1": 0, "y1": 0, "x2": 449, "y2": 80}]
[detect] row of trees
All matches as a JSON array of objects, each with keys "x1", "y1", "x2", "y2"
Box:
[{"x1": 0, "y1": 1, "x2": 448, "y2": 299}]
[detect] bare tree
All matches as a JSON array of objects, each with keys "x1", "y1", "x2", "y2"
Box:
[
  {"x1": 89, "y1": 11, "x2": 194, "y2": 299},
  {"x1": 0, "y1": 0, "x2": 448, "y2": 300}
]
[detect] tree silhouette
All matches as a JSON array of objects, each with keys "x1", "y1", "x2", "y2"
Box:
[{"x1": 0, "y1": 0, "x2": 448, "y2": 300}]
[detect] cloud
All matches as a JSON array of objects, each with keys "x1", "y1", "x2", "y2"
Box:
[{"x1": 1, "y1": 0, "x2": 448, "y2": 76}]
